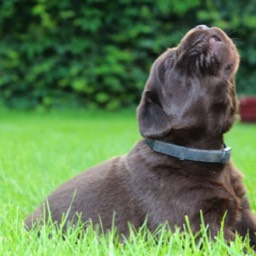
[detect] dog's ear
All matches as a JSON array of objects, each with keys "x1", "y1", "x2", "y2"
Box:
[{"x1": 137, "y1": 90, "x2": 171, "y2": 138}]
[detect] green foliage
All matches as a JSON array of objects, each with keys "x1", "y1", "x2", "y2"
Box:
[{"x1": 0, "y1": 0, "x2": 256, "y2": 110}]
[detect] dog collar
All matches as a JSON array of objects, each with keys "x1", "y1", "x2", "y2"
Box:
[{"x1": 145, "y1": 139, "x2": 231, "y2": 164}]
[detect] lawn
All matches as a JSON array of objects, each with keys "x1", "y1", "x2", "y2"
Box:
[{"x1": 0, "y1": 109, "x2": 256, "y2": 255}]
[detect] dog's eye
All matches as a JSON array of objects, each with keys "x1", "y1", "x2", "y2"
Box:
[
  {"x1": 211, "y1": 35, "x2": 221, "y2": 42},
  {"x1": 225, "y1": 64, "x2": 233, "y2": 71}
]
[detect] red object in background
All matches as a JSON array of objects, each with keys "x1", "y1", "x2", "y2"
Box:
[{"x1": 240, "y1": 96, "x2": 256, "y2": 123}]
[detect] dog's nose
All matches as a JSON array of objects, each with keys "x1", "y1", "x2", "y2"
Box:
[{"x1": 195, "y1": 25, "x2": 209, "y2": 30}]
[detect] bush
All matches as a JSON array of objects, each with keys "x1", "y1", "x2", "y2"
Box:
[{"x1": 0, "y1": 0, "x2": 255, "y2": 110}]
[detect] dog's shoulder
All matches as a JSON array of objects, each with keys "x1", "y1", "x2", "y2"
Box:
[{"x1": 223, "y1": 161, "x2": 246, "y2": 198}]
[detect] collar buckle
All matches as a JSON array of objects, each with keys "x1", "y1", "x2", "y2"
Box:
[{"x1": 221, "y1": 147, "x2": 231, "y2": 164}]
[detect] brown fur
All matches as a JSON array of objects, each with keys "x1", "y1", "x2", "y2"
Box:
[{"x1": 25, "y1": 26, "x2": 256, "y2": 246}]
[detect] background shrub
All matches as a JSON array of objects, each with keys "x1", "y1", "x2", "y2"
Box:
[{"x1": 0, "y1": 0, "x2": 256, "y2": 110}]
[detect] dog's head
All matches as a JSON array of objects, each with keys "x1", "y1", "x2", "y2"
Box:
[{"x1": 138, "y1": 26, "x2": 239, "y2": 141}]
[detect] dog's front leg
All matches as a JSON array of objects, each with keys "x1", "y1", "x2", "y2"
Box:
[
  {"x1": 235, "y1": 198, "x2": 256, "y2": 248},
  {"x1": 189, "y1": 210, "x2": 236, "y2": 243}
]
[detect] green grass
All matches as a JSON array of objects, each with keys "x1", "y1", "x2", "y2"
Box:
[{"x1": 0, "y1": 109, "x2": 256, "y2": 255}]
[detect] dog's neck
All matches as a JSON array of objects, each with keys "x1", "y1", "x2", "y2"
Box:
[{"x1": 162, "y1": 132, "x2": 226, "y2": 150}]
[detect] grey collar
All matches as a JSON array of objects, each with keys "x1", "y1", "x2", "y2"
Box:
[{"x1": 145, "y1": 139, "x2": 231, "y2": 164}]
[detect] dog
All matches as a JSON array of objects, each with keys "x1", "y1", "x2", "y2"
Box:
[{"x1": 25, "y1": 25, "x2": 256, "y2": 246}]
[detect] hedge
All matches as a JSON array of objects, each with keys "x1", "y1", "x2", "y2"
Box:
[{"x1": 0, "y1": 0, "x2": 256, "y2": 110}]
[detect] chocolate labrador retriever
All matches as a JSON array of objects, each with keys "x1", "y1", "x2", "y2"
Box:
[{"x1": 25, "y1": 25, "x2": 256, "y2": 246}]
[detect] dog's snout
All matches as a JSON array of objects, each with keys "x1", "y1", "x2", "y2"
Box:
[{"x1": 195, "y1": 25, "x2": 209, "y2": 30}]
